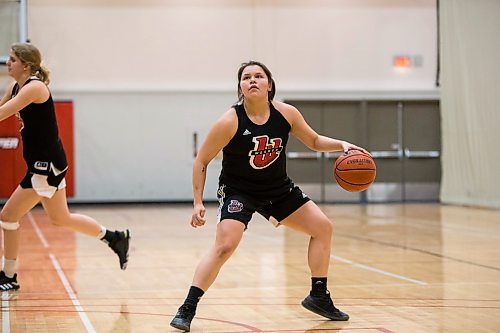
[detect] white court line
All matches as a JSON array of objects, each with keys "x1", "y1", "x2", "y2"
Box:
[
  {"x1": 49, "y1": 254, "x2": 96, "y2": 333},
  {"x1": 1, "y1": 291, "x2": 10, "y2": 333},
  {"x1": 29, "y1": 215, "x2": 49, "y2": 249},
  {"x1": 333, "y1": 255, "x2": 428, "y2": 286},
  {"x1": 28, "y1": 213, "x2": 96, "y2": 333},
  {"x1": 1, "y1": 229, "x2": 9, "y2": 333}
]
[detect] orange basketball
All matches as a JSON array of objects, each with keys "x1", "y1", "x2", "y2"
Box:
[{"x1": 334, "y1": 150, "x2": 376, "y2": 192}]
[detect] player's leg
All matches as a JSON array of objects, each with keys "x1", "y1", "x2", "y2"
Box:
[
  {"x1": 41, "y1": 188, "x2": 100, "y2": 235},
  {"x1": 193, "y1": 219, "x2": 245, "y2": 290},
  {"x1": 0, "y1": 186, "x2": 41, "y2": 291},
  {"x1": 280, "y1": 201, "x2": 332, "y2": 276},
  {"x1": 41, "y1": 188, "x2": 130, "y2": 270},
  {"x1": 171, "y1": 219, "x2": 245, "y2": 331},
  {"x1": 280, "y1": 200, "x2": 349, "y2": 321}
]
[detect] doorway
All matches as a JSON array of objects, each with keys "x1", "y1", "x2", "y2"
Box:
[{"x1": 285, "y1": 100, "x2": 441, "y2": 203}]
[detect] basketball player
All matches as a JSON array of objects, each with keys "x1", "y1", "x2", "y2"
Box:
[
  {"x1": 0, "y1": 43, "x2": 130, "y2": 291},
  {"x1": 170, "y1": 61, "x2": 369, "y2": 331}
]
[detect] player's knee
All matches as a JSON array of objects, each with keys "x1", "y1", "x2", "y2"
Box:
[
  {"x1": 324, "y1": 219, "x2": 333, "y2": 234},
  {"x1": 313, "y1": 218, "x2": 333, "y2": 238},
  {"x1": 0, "y1": 220, "x2": 20, "y2": 231},
  {"x1": 323, "y1": 219, "x2": 333, "y2": 236},
  {"x1": 0, "y1": 210, "x2": 12, "y2": 222},
  {"x1": 0, "y1": 210, "x2": 21, "y2": 230},
  {"x1": 214, "y1": 242, "x2": 237, "y2": 259}
]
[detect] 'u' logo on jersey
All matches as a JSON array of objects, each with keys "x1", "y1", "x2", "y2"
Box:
[{"x1": 248, "y1": 135, "x2": 283, "y2": 169}]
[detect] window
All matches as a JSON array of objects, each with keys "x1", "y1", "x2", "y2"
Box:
[{"x1": 0, "y1": 0, "x2": 27, "y2": 64}]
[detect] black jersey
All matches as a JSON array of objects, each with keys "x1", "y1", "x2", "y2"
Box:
[
  {"x1": 219, "y1": 102, "x2": 293, "y2": 200},
  {"x1": 12, "y1": 77, "x2": 67, "y2": 175}
]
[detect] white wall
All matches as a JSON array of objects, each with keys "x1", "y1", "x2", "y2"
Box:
[
  {"x1": 55, "y1": 91, "x2": 232, "y2": 202},
  {"x1": 0, "y1": 0, "x2": 438, "y2": 202}
]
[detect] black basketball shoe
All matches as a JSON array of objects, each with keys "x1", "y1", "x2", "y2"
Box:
[
  {"x1": 0, "y1": 271, "x2": 20, "y2": 291},
  {"x1": 301, "y1": 291, "x2": 349, "y2": 321},
  {"x1": 108, "y1": 229, "x2": 130, "y2": 270},
  {"x1": 170, "y1": 303, "x2": 196, "y2": 332}
]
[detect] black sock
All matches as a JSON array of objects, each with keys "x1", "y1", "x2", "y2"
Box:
[
  {"x1": 185, "y1": 286, "x2": 205, "y2": 307},
  {"x1": 101, "y1": 230, "x2": 116, "y2": 244},
  {"x1": 311, "y1": 277, "x2": 328, "y2": 297}
]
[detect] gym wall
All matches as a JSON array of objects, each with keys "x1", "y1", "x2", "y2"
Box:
[{"x1": 0, "y1": 0, "x2": 438, "y2": 202}]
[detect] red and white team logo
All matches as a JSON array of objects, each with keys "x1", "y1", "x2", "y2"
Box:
[
  {"x1": 248, "y1": 135, "x2": 283, "y2": 169},
  {"x1": 228, "y1": 200, "x2": 243, "y2": 213}
]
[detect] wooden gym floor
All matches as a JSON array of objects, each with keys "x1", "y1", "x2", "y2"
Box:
[{"x1": 1, "y1": 203, "x2": 499, "y2": 333}]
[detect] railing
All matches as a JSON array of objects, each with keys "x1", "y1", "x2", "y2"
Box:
[{"x1": 287, "y1": 150, "x2": 440, "y2": 160}]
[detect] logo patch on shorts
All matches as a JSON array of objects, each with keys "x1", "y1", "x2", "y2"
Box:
[
  {"x1": 34, "y1": 161, "x2": 49, "y2": 171},
  {"x1": 227, "y1": 200, "x2": 243, "y2": 213}
]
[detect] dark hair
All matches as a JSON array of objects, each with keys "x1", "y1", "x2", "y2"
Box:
[
  {"x1": 237, "y1": 60, "x2": 276, "y2": 102},
  {"x1": 11, "y1": 43, "x2": 50, "y2": 85}
]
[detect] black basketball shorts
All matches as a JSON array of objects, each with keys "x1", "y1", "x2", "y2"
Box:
[
  {"x1": 20, "y1": 161, "x2": 68, "y2": 198},
  {"x1": 216, "y1": 184, "x2": 311, "y2": 228}
]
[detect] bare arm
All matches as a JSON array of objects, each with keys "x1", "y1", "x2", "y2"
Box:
[
  {"x1": 190, "y1": 108, "x2": 238, "y2": 228},
  {"x1": 0, "y1": 81, "x2": 49, "y2": 123},
  {"x1": 0, "y1": 83, "x2": 15, "y2": 108},
  {"x1": 275, "y1": 101, "x2": 368, "y2": 153}
]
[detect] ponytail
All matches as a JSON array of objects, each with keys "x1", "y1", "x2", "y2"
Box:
[{"x1": 34, "y1": 65, "x2": 50, "y2": 85}]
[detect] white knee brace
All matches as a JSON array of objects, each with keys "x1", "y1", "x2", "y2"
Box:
[{"x1": 0, "y1": 220, "x2": 20, "y2": 230}]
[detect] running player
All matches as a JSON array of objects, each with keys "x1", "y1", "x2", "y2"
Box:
[
  {"x1": 0, "y1": 43, "x2": 130, "y2": 291},
  {"x1": 170, "y1": 61, "x2": 368, "y2": 331}
]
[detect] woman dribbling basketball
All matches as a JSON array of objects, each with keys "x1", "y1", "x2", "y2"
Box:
[{"x1": 170, "y1": 61, "x2": 369, "y2": 331}]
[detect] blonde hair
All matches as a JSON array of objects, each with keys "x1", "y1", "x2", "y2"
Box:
[{"x1": 11, "y1": 43, "x2": 50, "y2": 85}]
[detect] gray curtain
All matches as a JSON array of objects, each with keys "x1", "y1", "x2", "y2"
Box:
[{"x1": 440, "y1": 0, "x2": 500, "y2": 208}]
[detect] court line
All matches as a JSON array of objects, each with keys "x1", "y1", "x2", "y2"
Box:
[
  {"x1": 219, "y1": 328, "x2": 394, "y2": 333},
  {"x1": 1, "y1": 232, "x2": 10, "y2": 333},
  {"x1": 1, "y1": 291, "x2": 10, "y2": 333},
  {"x1": 332, "y1": 255, "x2": 427, "y2": 286},
  {"x1": 28, "y1": 212, "x2": 97, "y2": 333},
  {"x1": 337, "y1": 232, "x2": 500, "y2": 271}
]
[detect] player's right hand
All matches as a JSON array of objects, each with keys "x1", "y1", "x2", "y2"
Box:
[{"x1": 191, "y1": 203, "x2": 206, "y2": 228}]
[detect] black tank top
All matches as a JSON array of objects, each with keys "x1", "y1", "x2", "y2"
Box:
[
  {"x1": 12, "y1": 77, "x2": 67, "y2": 174},
  {"x1": 219, "y1": 102, "x2": 292, "y2": 199}
]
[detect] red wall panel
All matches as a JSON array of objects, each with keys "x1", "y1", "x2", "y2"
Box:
[
  {"x1": 54, "y1": 101, "x2": 75, "y2": 197},
  {"x1": 0, "y1": 117, "x2": 24, "y2": 197},
  {"x1": 0, "y1": 101, "x2": 75, "y2": 198}
]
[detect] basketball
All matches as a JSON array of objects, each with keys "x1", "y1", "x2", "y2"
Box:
[{"x1": 334, "y1": 150, "x2": 376, "y2": 192}]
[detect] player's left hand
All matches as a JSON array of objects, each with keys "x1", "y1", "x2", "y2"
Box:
[{"x1": 341, "y1": 141, "x2": 371, "y2": 155}]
